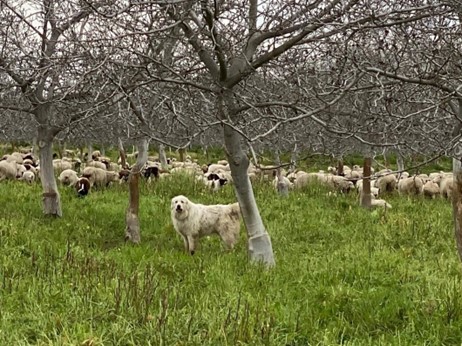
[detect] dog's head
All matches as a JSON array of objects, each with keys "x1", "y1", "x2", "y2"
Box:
[{"x1": 171, "y1": 195, "x2": 190, "y2": 219}]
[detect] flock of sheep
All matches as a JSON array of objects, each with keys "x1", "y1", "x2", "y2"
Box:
[
  {"x1": 282, "y1": 164, "x2": 453, "y2": 209},
  {"x1": 0, "y1": 148, "x2": 455, "y2": 209}
]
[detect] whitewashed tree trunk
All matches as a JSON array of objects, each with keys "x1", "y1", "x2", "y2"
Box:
[
  {"x1": 125, "y1": 138, "x2": 148, "y2": 244},
  {"x1": 118, "y1": 138, "x2": 128, "y2": 169},
  {"x1": 37, "y1": 126, "x2": 62, "y2": 217},
  {"x1": 360, "y1": 157, "x2": 372, "y2": 209},
  {"x1": 223, "y1": 124, "x2": 275, "y2": 266}
]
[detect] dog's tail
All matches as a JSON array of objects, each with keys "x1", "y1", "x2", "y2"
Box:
[{"x1": 229, "y1": 202, "x2": 241, "y2": 220}]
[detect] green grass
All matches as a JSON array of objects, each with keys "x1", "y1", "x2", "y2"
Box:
[{"x1": 0, "y1": 175, "x2": 461, "y2": 345}]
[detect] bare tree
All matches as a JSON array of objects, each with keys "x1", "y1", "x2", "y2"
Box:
[{"x1": 0, "y1": 1, "x2": 111, "y2": 216}]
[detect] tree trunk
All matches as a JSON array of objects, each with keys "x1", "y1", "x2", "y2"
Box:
[
  {"x1": 38, "y1": 126, "x2": 62, "y2": 217},
  {"x1": 179, "y1": 148, "x2": 185, "y2": 162},
  {"x1": 397, "y1": 154, "x2": 405, "y2": 172},
  {"x1": 360, "y1": 156, "x2": 372, "y2": 209},
  {"x1": 289, "y1": 143, "x2": 298, "y2": 173},
  {"x1": 118, "y1": 138, "x2": 128, "y2": 169},
  {"x1": 124, "y1": 138, "x2": 148, "y2": 244},
  {"x1": 337, "y1": 158, "x2": 344, "y2": 176},
  {"x1": 31, "y1": 137, "x2": 38, "y2": 156},
  {"x1": 223, "y1": 124, "x2": 275, "y2": 266},
  {"x1": 87, "y1": 141, "x2": 93, "y2": 163},
  {"x1": 158, "y1": 143, "x2": 168, "y2": 168},
  {"x1": 453, "y1": 155, "x2": 462, "y2": 262}
]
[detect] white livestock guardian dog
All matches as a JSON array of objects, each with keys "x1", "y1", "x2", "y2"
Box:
[{"x1": 171, "y1": 195, "x2": 241, "y2": 255}]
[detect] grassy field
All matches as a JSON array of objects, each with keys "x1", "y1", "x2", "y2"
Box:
[{"x1": 1, "y1": 169, "x2": 461, "y2": 345}]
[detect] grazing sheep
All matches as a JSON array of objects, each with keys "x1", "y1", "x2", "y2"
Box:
[
  {"x1": 86, "y1": 160, "x2": 107, "y2": 170},
  {"x1": 398, "y1": 176, "x2": 424, "y2": 196},
  {"x1": 376, "y1": 173, "x2": 397, "y2": 194},
  {"x1": 293, "y1": 172, "x2": 323, "y2": 189},
  {"x1": 53, "y1": 159, "x2": 73, "y2": 173},
  {"x1": 19, "y1": 171, "x2": 35, "y2": 184},
  {"x1": 272, "y1": 176, "x2": 293, "y2": 191},
  {"x1": 81, "y1": 166, "x2": 119, "y2": 187},
  {"x1": 217, "y1": 160, "x2": 228, "y2": 166},
  {"x1": 371, "y1": 198, "x2": 392, "y2": 209},
  {"x1": 0, "y1": 160, "x2": 20, "y2": 181},
  {"x1": 91, "y1": 150, "x2": 102, "y2": 160},
  {"x1": 58, "y1": 169, "x2": 79, "y2": 187},
  {"x1": 74, "y1": 177, "x2": 91, "y2": 197},
  {"x1": 440, "y1": 176, "x2": 454, "y2": 199},
  {"x1": 118, "y1": 169, "x2": 131, "y2": 183},
  {"x1": 423, "y1": 181, "x2": 440, "y2": 199},
  {"x1": 207, "y1": 163, "x2": 231, "y2": 174}
]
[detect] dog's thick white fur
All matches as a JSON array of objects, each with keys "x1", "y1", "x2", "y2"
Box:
[{"x1": 171, "y1": 195, "x2": 241, "y2": 254}]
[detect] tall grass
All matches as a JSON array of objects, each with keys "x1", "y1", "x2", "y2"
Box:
[{"x1": 0, "y1": 175, "x2": 461, "y2": 345}]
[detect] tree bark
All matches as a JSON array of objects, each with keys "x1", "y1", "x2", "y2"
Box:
[
  {"x1": 453, "y1": 155, "x2": 462, "y2": 262},
  {"x1": 223, "y1": 124, "x2": 275, "y2": 266},
  {"x1": 87, "y1": 141, "x2": 93, "y2": 163},
  {"x1": 219, "y1": 90, "x2": 275, "y2": 266},
  {"x1": 360, "y1": 156, "x2": 372, "y2": 209},
  {"x1": 179, "y1": 148, "x2": 185, "y2": 162},
  {"x1": 337, "y1": 158, "x2": 344, "y2": 176},
  {"x1": 158, "y1": 143, "x2": 168, "y2": 169},
  {"x1": 452, "y1": 100, "x2": 462, "y2": 263},
  {"x1": 124, "y1": 138, "x2": 148, "y2": 244},
  {"x1": 37, "y1": 126, "x2": 62, "y2": 217},
  {"x1": 118, "y1": 138, "x2": 128, "y2": 169},
  {"x1": 397, "y1": 153, "x2": 405, "y2": 172}
]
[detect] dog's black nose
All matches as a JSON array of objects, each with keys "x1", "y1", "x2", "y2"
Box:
[{"x1": 176, "y1": 205, "x2": 182, "y2": 211}]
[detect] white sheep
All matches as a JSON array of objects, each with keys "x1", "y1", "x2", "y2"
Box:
[
  {"x1": 58, "y1": 169, "x2": 79, "y2": 187},
  {"x1": 423, "y1": 181, "x2": 440, "y2": 199},
  {"x1": 398, "y1": 176, "x2": 424, "y2": 196},
  {"x1": 53, "y1": 159, "x2": 73, "y2": 173},
  {"x1": 19, "y1": 171, "x2": 35, "y2": 184},
  {"x1": 376, "y1": 173, "x2": 397, "y2": 194},
  {"x1": 86, "y1": 160, "x2": 107, "y2": 170},
  {"x1": 440, "y1": 176, "x2": 454, "y2": 199},
  {"x1": 82, "y1": 166, "x2": 119, "y2": 187},
  {"x1": 0, "y1": 160, "x2": 20, "y2": 181}
]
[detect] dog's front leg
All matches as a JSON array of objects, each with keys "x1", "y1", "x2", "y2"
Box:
[{"x1": 187, "y1": 235, "x2": 196, "y2": 255}]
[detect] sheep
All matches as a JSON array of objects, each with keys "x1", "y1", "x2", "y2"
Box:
[
  {"x1": 74, "y1": 177, "x2": 91, "y2": 197},
  {"x1": 440, "y1": 176, "x2": 454, "y2": 199},
  {"x1": 356, "y1": 180, "x2": 380, "y2": 198},
  {"x1": 423, "y1": 181, "x2": 440, "y2": 199},
  {"x1": 58, "y1": 169, "x2": 79, "y2": 187},
  {"x1": 91, "y1": 150, "x2": 102, "y2": 160},
  {"x1": 398, "y1": 176, "x2": 424, "y2": 196},
  {"x1": 207, "y1": 163, "x2": 231, "y2": 174},
  {"x1": 217, "y1": 160, "x2": 229, "y2": 166},
  {"x1": 327, "y1": 175, "x2": 355, "y2": 193},
  {"x1": 293, "y1": 172, "x2": 324, "y2": 189},
  {"x1": 19, "y1": 171, "x2": 35, "y2": 184},
  {"x1": 0, "y1": 160, "x2": 20, "y2": 181},
  {"x1": 376, "y1": 173, "x2": 397, "y2": 194},
  {"x1": 53, "y1": 159, "x2": 73, "y2": 173},
  {"x1": 371, "y1": 198, "x2": 392, "y2": 209},
  {"x1": 86, "y1": 160, "x2": 107, "y2": 170},
  {"x1": 81, "y1": 166, "x2": 119, "y2": 188},
  {"x1": 272, "y1": 176, "x2": 293, "y2": 191}
]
